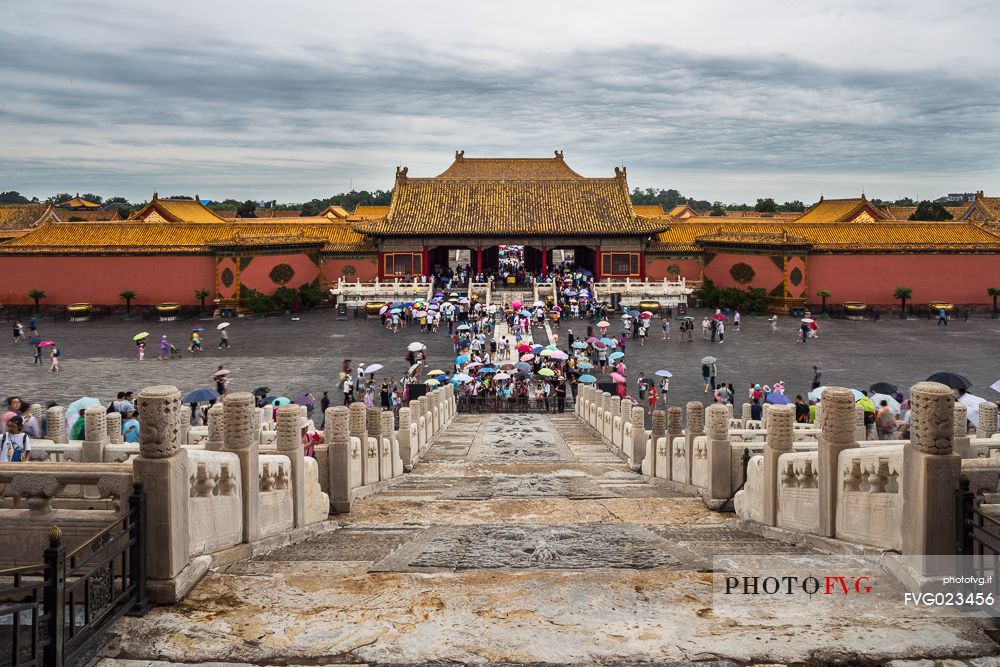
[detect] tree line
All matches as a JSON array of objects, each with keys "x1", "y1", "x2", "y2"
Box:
[{"x1": 0, "y1": 188, "x2": 955, "y2": 221}]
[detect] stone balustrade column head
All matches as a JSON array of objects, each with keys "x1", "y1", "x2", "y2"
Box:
[
  {"x1": 221, "y1": 391, "x2": 260, "y2": 542},
  {"x1": 206, "y1": 403, "x2": 225, "y2": 451},
  {"x1": 978, "y1": 402, "x2": 998, "y2": 439},
  {"x1": 903, "y1": 382, "x2": 962, "y2": 569},
  {"x1": 132, "y1": 385, "x2": 189, "y2": 584},
  {"x1": 761, "y1": 403, "x2": 795, "y2": 525},
  {"x1": 817, "y1": 386, "x2": 859, "y2": 537},
  {"x1": 686, "y1": 401, "x2": 705, "y2": 434},
  {"x1": 47, "y1": 405, "x2": 67, "y2": 444},
  {"x1": 276, "y1": 404, "x2": 306, "y2": 527},
  {"x1": 106, "y1": 410, "x2": 124, "y2": 445}
]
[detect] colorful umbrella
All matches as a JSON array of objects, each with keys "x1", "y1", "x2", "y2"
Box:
[
  {"x1": 610, "y1": 372, "x2": 626, "y2": 383},
  {"x1": 39, "y1": 340, "x2": 55, "y2": 347},
  {"x1": 571, "y1": 341, "x2": 588, "y2": 349},
  {"x1": 293, "y1": 394, "x2": 315, "y2": 407},
  {"x1": 191, "y1": 326, "x2": 205, "y2": 332},
  {"x1": 765, "y1": 393, "x2": 792, "y2": 405},
  {"x1": 537, "y1": 368, "x2": 555, "y2": 377},
  {"x1": 426, "y1": 379, "x2": 441, "y2": 386},
  {"x1": 550, "y1": 350, "x2": 568, "y2": 360},
  {"x1": 452, "y1": 373, "x2": 473, "y2": 383},
  {"x1": 655, "y1": 370, "x2": 673, "y2": 378},
  {"x1": 494, "y1": 373, "x2": 511, "y2": 380},
  {"x1": 597, "y1": 320, "x2": 610, "y2": 327},
  {"x1": 456, "y1": 355, "x2": 470, "y2": 364},
  {"x1": 520, "y1": 353, "x2": 535, "y2": 361},
  {"x1": 408, "y1": 342, "x2": 426, "y2": 352},
  {"x1": 183, "y1": 388, "x2": 220, "y2": 403},
  {"x1": 579, "y1": 374, "x2": 597, "y2": 383},
  {"x1": 271, "y1": 396, "x2": 291, "y2": 407},
  {"x1": 609, "y1": 351, "x2": 625, "y2": 361},
  {"x1": 641, "y1": 311, "x2": 653, "y2": 318},
  {"x1": 132, "y1": 332, "x2": 150, "y2": 341},
  {"x1": 577, "y1": 362, "x2": 594, "y2": 370},
  {"x1": 427, "y1": 369, "x2": 446, "y2": 376},
  {"x1": 517, "y1": 343, "x2": 533, "y2": 353},
  {"x1": 512, "y1": 300, "x2": 522, "y2": 309}
]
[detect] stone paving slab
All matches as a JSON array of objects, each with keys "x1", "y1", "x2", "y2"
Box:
[
  {"x1": 439, "y1": 475, "x2": 614, "y2": 500},
  {"x1": 370, "y1": 523, "x2": 680, "y2": 572},
  {"x1": 106, "y1": 562, "x2": 999, "y2": 665}
]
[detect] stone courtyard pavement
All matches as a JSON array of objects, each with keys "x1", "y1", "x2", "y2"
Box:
[
  {"x1": 3, "y1": 309, "x2": 999, "y2": 411},
  {"x1": 100, "y1": 414, "x2": 1000, "y2": 665}
]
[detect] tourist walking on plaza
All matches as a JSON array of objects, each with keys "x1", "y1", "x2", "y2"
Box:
[
  {"x1": 811, "y1": 366, "x2": 821, "y2": 390},
  {"x1": 733, "y1": 310, "x2": 741, "y2": 332},
  {"x1": 661, "y1": 318, "x2": 670, "y2": 340},
  {"x1": 2, "y1": 416, "x2": 32, "y2": 462},
  {"x1": 875, "y1": 400, "x2": 897, "y2": 439},
  {"x1": 32, "y1": 342, "x2": 42, "y2": 366},
  {"x1": 937, "y1": 308, "x2": 948, "y2": 326},
  {"x1": 159, "y1": 335, "x2": 169, "y2": 360},
  {"x1": 319, "y1": 391, "x2": 330, "y2": 427},
  {"x1": 717, "y1": 320, "x2": 725, "y2": 343},
  {"x1": 28, "y1": 317, "x2": 37, "y2": 338},
  {"x1": 219, "y1": 327, "x2": 230, "y2": 348},
  {"x1": 794, "y1": 395, "x2": 809, "y2": 423},
  {"x1": 12, "y1": 320, "x2": 24, "y2": 343},
  {"x1": 769, "y1": 315, "x2": 778, "y2": 333},
  {"x1": 341, "y1": 374, "x2": 353, "y2": 405},
  {"x1": 137, "y1": 340, "x2": 145, "y2": 361},
  {"x1": 122, "y1": 410, "x2": 140, "y2": 443},
  {"x1": 49, "y1": 344, "x2": 60, "y2": 372}
]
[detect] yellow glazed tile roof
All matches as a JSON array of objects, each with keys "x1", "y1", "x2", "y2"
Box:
[
  {"x1": 0, "y1": 220, "x2": 374, "y2": 255},
  {"x1": 652, "y1": 221, "x2": 1000, "y2": 253},
  {"x1": 436, "y1": 151, "x2": 583, "y2": 180},
  {"x1": 350, "y1": 205, "x2": 390, "y2": 219},
  {"x1": 793, "y1": 197, "x2": 889, "y2": 223},
  {"x1": 129, "y1": 197, "x2": 228, "y2": 223},
  {"x1": 60, "y1": 197, "x2": 102, "y2": 209},
  {"x1": 356, "y1": 156, "x2": 666, "y2": 237},
  {"x1": 0, "y1": 204, "x2": 57, "y2": 233},
  {"x1": 632, "y1": 205, "x2": 668, "y2": 217}
]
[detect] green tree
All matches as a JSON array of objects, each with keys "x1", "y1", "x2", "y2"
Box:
[
  {"x1": 0, "y1": 191, "x2": 30, "y2": 204},
  {"x1": 119, "y1": 289, "x2": 136, "y2": 315},
  {"x1": 893, "y1": 286, "x2": 912, "y2": 317},
  {"x1": 298, "y1": 282, "x2": 324, "y2": 310},
  {"x1": 909, "y1": 201, "x2": 954, "y2": 221},
  {"x1": 27, "y1": 289, "x2": 46, "y2": 314},
  {"x1": 893, "y1": 197, "x2": 915, "y2": 206},
  {"x1": 80, "y1": 193, "x2": 103, "y2": 204},
  {"x1": 272, "y1": 286, "x2": 298, "y2": 312},
  {"x1": 816, "y1": 289, "x2": 831, "y2": 313},
  {"x1": 242, "y1": 289, "x2": 275, "y2": 316},
  {"x1": 755, "y1": 197, "x2": 777, "y2": 213},
  {"x1": 988, "y1": 287, "x2": 1000, "y2": 316},
  {"x1": 105, "y1": 196, "x2": 130, "y2": 205},
  {"x1": 194, "y1": 289, "x2": 211, "y2": 314},
  {"x1": 778, "y1": 200, "x2": 806, "y2": 212},
  {"x1": 236, "y1": 200, "x2": 257, "y2": 218},
  {"x1": 709, "y1": 202, "x2": 726, "y2": 217}
]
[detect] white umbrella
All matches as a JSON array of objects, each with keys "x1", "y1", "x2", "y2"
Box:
[
  {"x1": 869, "y1": 393, "x2": 900, "y2": 415},
  {"x1": 655, "y1": 370, "x2": 673, "y2": 378},
  {"x1": 991, "y1": 379, "x2": 1000, "y2": 394},
  {"x1": 494, "y1": 372, "x2": 511, "y2": 380},
  {"x1": 364, "y1": 363, "x2": 384, "y2": 374},
  {"x1": 407, "y1": 342, "x2": 426, "y2": 352},
  {"x1": 216, "y1": 322, "x2": 230, "y2": 330},
  {"x1": 958, "y1": 393, "x2": 988, "y2": 428}
]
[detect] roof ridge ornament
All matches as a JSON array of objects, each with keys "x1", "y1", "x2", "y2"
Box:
[
  {"x1": 396, "y1": 166, "x2": 408, "y2": 180},
  {"x1": 455, "y1": 150, "x2": 465, "y2": 160},
  {"x1": 614, "y1": 166, "x2": 627, "y2": 178},
  {"x1": 554, "y1": 150, "x2": 564, "y2": 159}
]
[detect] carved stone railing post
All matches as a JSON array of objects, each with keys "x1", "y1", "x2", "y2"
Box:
[
  {"x1": 609, "y1": 396, "x2": 621, "y2": 447},
  {"x1": 178, "y1": 404, "x2": 192, "y2": 447},
  {"x1": 223, "y1": 392, "x2": 260, "y2": 543},
  {"x1": 629, "y1": 406, "x2": 646, "y2": 471},
  {"x1": 205, "y1": 404, "x2": 225, "y2": 451},
  {"x1": 762, "y1": 404, "x2": 794, "y2": 526},
  {"x1": 667, "y1": 406, "x2": 683, "y2": 481},
  {"x1": 350, "y1": 403, "x2": 373, "y2": 485},
  {"x1": 685, "y1": 402, "x2": 705, "y2": 482},
  {"x1": 106, "y1": 410, "x2": 124, "y2": 445},
  {"x1": 706, "y1": 403, "x2": 732, "y2": 503},
  {"x1": 817, "y1": 387, "x2": 858, "y2": 537},
  {"x1": 276, "y1": 405, "x2": 305, "y2": 528},
  {"x1": 814, "y1": 404, "x2": 823, "y2": 428},
  {"x1": 397, "y1": 407, "x2": 414, "y2": 471},
  {"x1": 366, "y1": 407, "x2": 383, "y2": 482},
  {"x1": 133, "y1": 385, "x2": 189, "y2": 582},
  {"x1": 953, "y1": 404, "x2": 973, "y2": 458},
  {"x1": 903, "y1": 382, "x2": 961, "y2": 570},
  {"x1": 47, "y1": 405, "x2": 67, "y2": 444},
  {"x1": 761, "y1": 402, "x2": 770, "y2": 429},
  {"x1": 381, "y1": 411, "x2": 401, "y2": 478},
  {"x1": 29, "y1": 403, "x2": 43, "y2": 432},
  {"x1": 325, "y1": 406, "x2": 354, "y2": 512},
  {"x1": 82, "y1": 406, "x2": 108, "y2": 462},
  {"x1": 978, "y1": 402, "x2": 998, "y2": 439},
  {"x1": 741, "y1": 402, "x2": 751, "y2": 427},
  {"x1": 643, "y1": 409, "x2": 665, "y2": 477}
]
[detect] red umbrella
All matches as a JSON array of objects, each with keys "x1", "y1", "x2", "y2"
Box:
[
  {"x1": 517, "y1": 343, "x2": 532, "y2": 353},
  {"x1": 593, "y1": 341, "x2": 607, "y2": 350},
  {"x1": 39, "y1": 340, "x2": 56, "y2": 347},
  {"x1": 712, "y1": 312, "x2": 728, "y2": 321}
]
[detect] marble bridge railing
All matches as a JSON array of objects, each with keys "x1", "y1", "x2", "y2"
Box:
[{"x1": 575, "y1": 382, "x2": 1000, "y2": 569}]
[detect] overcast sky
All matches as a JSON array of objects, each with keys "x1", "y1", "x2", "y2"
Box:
[{"x1": 2, "y1": 0, "x2": 998, "y2": 204}]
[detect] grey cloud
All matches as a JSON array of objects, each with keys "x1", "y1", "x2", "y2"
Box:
[{"x1": 0, "y1": 18, "x2": 997, "y2": 202}]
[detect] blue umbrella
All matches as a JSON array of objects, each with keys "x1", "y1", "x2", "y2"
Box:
[
  {"x1": 531, "y1": 344, "x2": 543, "y2": 352},
  {"x1": 609, "y1": 351, "x2": 625, "y2": 361},
  {"x1": 765, "y1": 393, "x2": 792, "y2": 405},
  {"x1": 577, "y1": 361, "x2": 594, "y2": 370},
  {"x1": 479, "y1": 367, "x2": 496, "y2": 374},
  {"x1": 579, "y1": 374, "x2": 597, "y2": 383},
  {"x1": 456, "y1": 355, "x2": 470, "y2": 364},
  {"x1": 571, "y1": 341, "x2": 588, "y2": 349},
  {"x1": 391, "y1": 308, "x2": 402, "y2": 314},
  {"x1": 850, "y1": 388, "x2": 866, "y2": 401},
  {"x1": 515, "y1": 362, "x2": 532, "y2": 372},
  {"x1": 182, "y1": 388, "x2": 220, "y2": 404},
  {"x1": 600, "y1": 337, "x2": 615, "y2": 346}
]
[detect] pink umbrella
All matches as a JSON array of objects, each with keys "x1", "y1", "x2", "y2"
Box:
[
  {"x1": 550, "y1": 350, "x2": 568, "y2": 360},
  {"x1": 597, "y1": 320, "x2": 610, "y2": 327},
  {"x1": 640, "y1": 312, "x2": 653, "y2": 318},
  {"x1": 512, "y1": 300, "x2": 522, "y2": 310},
  {"x1": 520, "y1": 353, "x2": 535, "y2": 362},
  {"x1": 610, "y1": 372, "x2": 626, "y2": 383},
  {"x1": 592, "y1": 341, "x2": 607, "y2": 350}
]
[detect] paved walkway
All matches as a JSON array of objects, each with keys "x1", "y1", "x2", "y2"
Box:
[{"x1": 103, "y1": 415, "x2": 999, "y2": 665}]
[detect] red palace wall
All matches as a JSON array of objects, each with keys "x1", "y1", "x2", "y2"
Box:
[
  {"x1": 809, "y1": 254, "x2": 1000, "y2": 305},
  {"x1": 703, "y1": 253, "x2": 785, "y2": 291},
  {"x1": 646, "y1": 257, "x2": 702, "y2": 281},
  {"x1": 322, "y1": 257, "x2": 378, "y2": 282},
  {"x1": 238, "y1": 253, "x2": 323, "y2": 293},
  {"x1": 0, "y1": 255, "x2": 215, "y2": 306}
]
